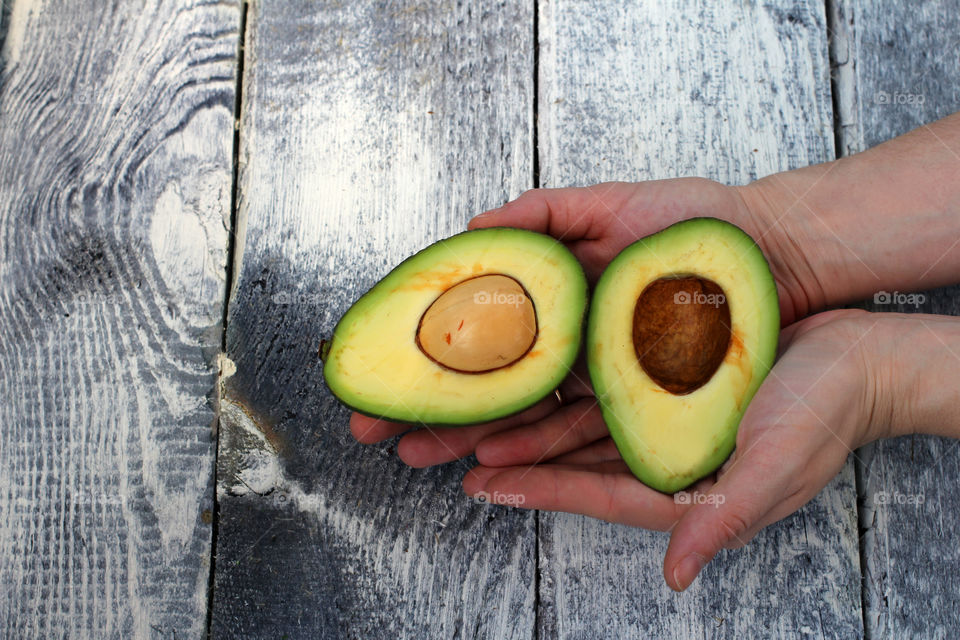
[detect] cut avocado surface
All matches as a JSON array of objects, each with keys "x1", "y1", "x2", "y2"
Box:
[
  {"x1": 324, "y1": 227, "x2": 588, "y2": 425},
  {"x1": 587, "y1": 218, "x2": 779, "y2": 494}
]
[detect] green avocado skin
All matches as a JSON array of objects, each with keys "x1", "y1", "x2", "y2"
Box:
[
  {"x1": 323, "y1": 227, "x2": 588, "y2": 426},
  {"x1": 586, "y1": 217, "x2": 780, "y2": 494}
]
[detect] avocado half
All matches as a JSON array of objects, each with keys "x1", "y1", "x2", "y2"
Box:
[
  {"x1": 587, "y1": 218, "x2": 779, "y2": 493},
  {"x1": 324, "y1": 227, "x2": 588, "y2": 425}
]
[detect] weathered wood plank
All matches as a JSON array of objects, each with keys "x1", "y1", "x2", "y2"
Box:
[
  {"x1": 211, "y1": 1, "x2": 536, "y2": 637},
  {"x1": 536, "y1": 1, "x2": 863, "y2": 637},
  {"x1": 0, "y1": 0, "x2": 240, "y2": 637},
  {"x1": 831, "y1": 0, "x2": 960, "y2": 636}
]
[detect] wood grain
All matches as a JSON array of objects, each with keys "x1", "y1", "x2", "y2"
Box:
[
  {"x1": 536, "y1": 1, "x2": 863, "y2": 637},
  {"x1": 832, "y1": 0, "x2": 960, "y2": 636},
  {"x1": 210, "y1": 1, "x2": 537, "y2": 637},
  {"x1": 0, "y1": 0, "x2": 240, "y2": 637}
]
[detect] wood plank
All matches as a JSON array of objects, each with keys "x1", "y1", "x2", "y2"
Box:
[
  {"x1": 831, "y1": 0, "x2": 960, "y2": 636},
  {"x1": 210, "y1": 1, "x2": 536, "y2": 637},
  {"x1": 536, "y1": 1, "x2": 863, "y2": 637},
  {"x1": 0, "y1": 0, "x2": 240, "y2": 637}
]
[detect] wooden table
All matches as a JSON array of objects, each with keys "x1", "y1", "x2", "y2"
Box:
[{"x1": 2, "y1": 1, "x2": 958, "y2": 637}]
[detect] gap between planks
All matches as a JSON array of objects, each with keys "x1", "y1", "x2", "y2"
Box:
[{"x1": 207, "y1": 0, "x2": 250, "y2": 637}]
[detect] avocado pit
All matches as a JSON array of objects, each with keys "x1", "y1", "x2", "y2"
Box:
[
  {"x1": 632, "y1": 275, "x2": 731, "y2": 394},
  {"x1": 417, "y1": 274, "x2": 537, "y2": 373}
]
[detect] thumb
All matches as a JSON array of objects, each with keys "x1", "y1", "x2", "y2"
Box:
[
  {"x1": 468, "y1": 185, "x2": 617, "y2": 240},
  {"x1": 662, "y1": 450, "x2": 793, "y2": 591}
]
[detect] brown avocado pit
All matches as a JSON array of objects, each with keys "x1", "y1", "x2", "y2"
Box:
[
  {"x1": 632, "y1": 275, "x2": 731, "y2": 395},
  {"x1": 416, "y1": 274, "x2": 537, "y2": 373}
]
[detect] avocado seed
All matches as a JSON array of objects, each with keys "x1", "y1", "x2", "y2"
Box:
[
  {"x1": 417, "y1": 274, "x2": 537, "y2": 373},
  {"x1": 632, "y1": 276, "x2": 731, "y2": 394}
]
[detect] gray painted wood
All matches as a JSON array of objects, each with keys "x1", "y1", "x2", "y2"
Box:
[
  {"x1": 832, "y1": 0, "x2": 960, "y2": 637},
  {"x1": 210, "y1": 1, "x2": 536, "y2": 637},
  {"x1": 536, "y1": 1, "x2": 863, "y2": 637},
  {"x1": 0, "y1": 0, "x2": 240, "y2": 638}
]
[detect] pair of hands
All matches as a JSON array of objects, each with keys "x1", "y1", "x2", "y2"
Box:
[{"x1": 350, "y1": 178, "x2": 886, "y2": 591}]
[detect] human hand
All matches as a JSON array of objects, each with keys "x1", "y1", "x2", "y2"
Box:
[
  {"x1": 459, "y1": 308, "x2": 890, "y2": 591},
  {"x1": 350, "y1": 178, "x2": 816, "y2": 450},
  {"x1": 470, "y1": 179, "x2": 812, "y2": 322},
  {"x1": 344, "y1": 120, "x2": 960, "y2": 591}
]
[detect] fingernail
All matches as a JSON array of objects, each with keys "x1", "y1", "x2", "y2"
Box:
[
  {"x1": 672, "y1": 553, "x2": 708, "y2": 591},
  {"x1": 468, "y1": 210, "x2": 493, "y2": 229}
]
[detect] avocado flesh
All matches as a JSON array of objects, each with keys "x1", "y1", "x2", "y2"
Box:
[
  {"x1": 587, "y1": 218, "x2": 779, "y2": 493},
  {"x1": 324, "y1": 227, "x2": 588, "y2": 425}
]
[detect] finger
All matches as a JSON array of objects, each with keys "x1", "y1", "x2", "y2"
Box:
[
  {"x1": 350, "y1": 413, "x2": 412, "y2": 444},
  {"x1": 474, "y1": 398, "x2": 607, "y2": 467},
  {"x1": 462, "y1": 464, "x2": 682, "y2": 530},
  {"x1": 466, "y1": 460, "x2": 632, "y2": 483},
  {"x1": 547, "y1": 436, "x2": 621, "y2": 465},
  {"x1": 572, "y1": 460, "x2": 633, "y2": 474},
  {"x1": 663, "y1": 450, "x2": 795, "y2": 591},
  {"x1": 468, "y1": 184, "x2": 628, "y2": 241},
  {"x1": 462, "y1": 464, "x2": 508, "y2": 492},
  {"x1": 396, "y1": 394, "x2": 560, "y2": 468},
  {"x1": 531, "y1": 460, "x2": 633, "y2": 474}
]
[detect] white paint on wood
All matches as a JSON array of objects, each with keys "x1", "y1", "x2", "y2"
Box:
[{"x1": 0, "y1": 1, "x2": 241, "y2": 637}]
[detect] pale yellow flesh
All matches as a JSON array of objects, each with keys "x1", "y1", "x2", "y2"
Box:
[
  {"x1": 417, "y1": 274, "x2": 536, "y2": 372},
  {"x1": 596, "y1": 235, "x2": 773, "y2": 484}
]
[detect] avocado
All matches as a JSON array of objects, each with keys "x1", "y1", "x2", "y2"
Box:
[
  {"x1": 587, "y1": 218, "x2": 779, "y2": 493},
  {"x1": 324, "y1": 227, "x2": 588, "y2": 425}
]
